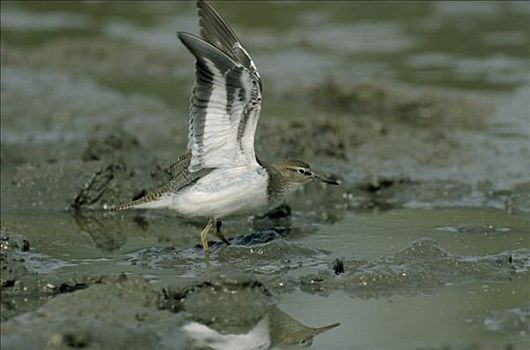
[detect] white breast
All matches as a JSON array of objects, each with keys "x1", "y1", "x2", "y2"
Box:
[{"x1": 168, "y1": 167, "x2": 269, "y2": 219}]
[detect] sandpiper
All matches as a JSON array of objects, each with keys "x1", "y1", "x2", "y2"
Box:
[{"x1": 111, "y1": 0, "x2": 340, "y2": 252}]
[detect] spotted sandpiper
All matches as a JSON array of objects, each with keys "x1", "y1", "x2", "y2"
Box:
[{"x1": 111, "y1": 0, "x2": 340, "y2": 252}]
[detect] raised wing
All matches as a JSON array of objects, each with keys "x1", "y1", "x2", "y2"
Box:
[
  {"x1": 197, "y1": 0, "x2": 261, "y2": 79},
  {"x1": 178, "y1": 1, "x2": 262, "y2": 173}
]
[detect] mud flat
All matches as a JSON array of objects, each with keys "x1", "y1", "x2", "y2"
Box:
[{"x1": 1, "y1": 1, "x2": 529, "y2": 349}]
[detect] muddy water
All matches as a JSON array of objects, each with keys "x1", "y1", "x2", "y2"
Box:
[{"x1": 1, "y1": 1, "x2": 530, "y2": 350}]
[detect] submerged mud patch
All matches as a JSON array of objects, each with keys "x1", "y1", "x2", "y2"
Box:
[
  {"x1": 477, "y1": 305, "x2": 530, "y2": 337},
  {"x1": 280, "y1": 239, "x2": 529, "y2": 299},
  {"x1": 0, "y1": 229, "x2": 104, "y2": 321},
  {"x1": 129, "y1": 231, "x2": 327, "y2": 276}
]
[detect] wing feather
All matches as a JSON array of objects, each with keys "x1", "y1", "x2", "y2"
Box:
[
  {"x1": 197, "y1": 0, "x2": 260, "y2": 76},
  {"x1": 178, "y1": 21, "x2": 262, "y2": 172}
]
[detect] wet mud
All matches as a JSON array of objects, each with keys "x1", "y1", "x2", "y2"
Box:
[{"x1": 1, "y1": 1, "x2": 529, "y2": 349}]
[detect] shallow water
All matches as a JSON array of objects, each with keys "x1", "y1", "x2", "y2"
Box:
[
  {"x1": 1, "y1": 1, "x2": 530, "y2": 349},
  {"x1": 283, "y1": 279, "x2": 529, "y2": 350},
  {"x1": 307, "y1": 209, "x2": 529, "y2": 258},
  {"x1": 3, "y1": 207, "x2": 529, "y2": 348}
]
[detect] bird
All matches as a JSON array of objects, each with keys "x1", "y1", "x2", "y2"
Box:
[
  {"x1": 110, "y1": 0, "x2": 340, "y2": 253},
  {"x1": 182, "y1": 306, "x2": 340, "y2": 349}
]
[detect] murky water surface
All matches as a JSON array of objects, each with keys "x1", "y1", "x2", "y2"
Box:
[
  {"x1": 3, "y1": 208, "x2": 530, "y2": 349},
  {"x1": 1, "y1": 1, "x2": 529, "y2": 349}
]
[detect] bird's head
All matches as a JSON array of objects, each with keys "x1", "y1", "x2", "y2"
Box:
[{"x1": 276, "y1": 159, "x2": 341, "y2": 186}]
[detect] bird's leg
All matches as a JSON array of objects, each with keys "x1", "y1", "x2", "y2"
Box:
[
  {"x1": 200, "y1": 218, "x2": 214, "y2": 253},
  {"x1": 215, "y1": 220, "x2": 230, "y2": 246}
]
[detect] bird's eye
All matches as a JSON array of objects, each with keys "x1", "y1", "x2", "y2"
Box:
[{"x1": 297, "y1": 168, "x2": 306, "y2": 175}]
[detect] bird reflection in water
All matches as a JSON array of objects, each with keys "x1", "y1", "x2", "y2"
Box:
[
  {"x1": 183, "y1": 306, "x2": 339, "y2": 349},
  {"x1": 73, "y1": 212, "x2": 127, "y2": 252}
]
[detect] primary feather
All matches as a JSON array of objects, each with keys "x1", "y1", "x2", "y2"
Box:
[{"x1": 179, "y1": 31, "x2": 262, "y2": 172}]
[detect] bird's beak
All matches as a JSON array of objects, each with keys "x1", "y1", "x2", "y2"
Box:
[
  {"x1": 311, "y1": 171, "x2": 341, "y2": 185},
  {"x1": 312, "y1": 322, "x2": 341, "y2": 335}
]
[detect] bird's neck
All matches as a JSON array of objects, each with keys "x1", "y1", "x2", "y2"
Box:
[{"x1": 261, "y1": 161, "x2": 298, "y2": 202}]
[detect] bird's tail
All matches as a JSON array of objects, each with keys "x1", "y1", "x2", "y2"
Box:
[{"x1": 106, "y1": 187, "x2": 169, "y2": 211}]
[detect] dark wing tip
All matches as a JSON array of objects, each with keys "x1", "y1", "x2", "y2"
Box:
[
  {"x1": 194, "y1": 0, "x2": 258, "y2": 74},
  {"x1": 178, "y1": 31, "x2": 239, "y2": 73},
  {"x1": 196, "y1": 0, "x2": 209, "y2": 11},
  {"x1": 177, "y1": 31, "x2": 210, "y2": 58},
  {"x1": 177, "y1": 31, "x2": 196, "y2": 46}
]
